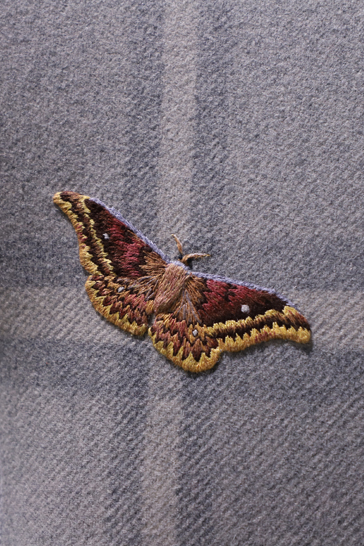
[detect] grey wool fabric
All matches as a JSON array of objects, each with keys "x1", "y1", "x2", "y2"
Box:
[{"x1": 1, "y1": 1, "x2": 364, "y2": 545}]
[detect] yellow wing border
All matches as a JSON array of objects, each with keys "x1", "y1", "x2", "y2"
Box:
[{"x1": 149, "y1": 306, "x2": 311, "y2": 373}]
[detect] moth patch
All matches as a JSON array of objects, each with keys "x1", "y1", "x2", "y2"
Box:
[{"x1": 53, "y1": 191, "x2": 311, "y2": 372}]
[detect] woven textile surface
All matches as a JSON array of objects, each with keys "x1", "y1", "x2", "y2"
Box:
[{"x1": 1, "y1": 1, "x2": 364, "y2": 545}]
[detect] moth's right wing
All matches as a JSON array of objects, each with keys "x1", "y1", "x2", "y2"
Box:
[{"x1": 54, "y1": 191, "x2": 168, "y2": 335}]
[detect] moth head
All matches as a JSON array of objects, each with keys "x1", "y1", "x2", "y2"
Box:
[{"x1": 171, "y1": 234, "x2": 210, "y2": 269}]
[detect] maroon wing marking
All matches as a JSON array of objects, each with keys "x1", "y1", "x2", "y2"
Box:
[
  {"x1": 53, "y1": 191, "x2": 167, "y2": 334},
  {"x1": 197, "y1": 278, "x2": 286, "y2": 326},
  {"x1": 54, "y1": 191, "x2": 167, "y2": 279}
]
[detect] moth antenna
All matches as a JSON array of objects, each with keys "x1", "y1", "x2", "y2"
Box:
[
  {"x1": 181, "y1": 253, "x2": 210, "y2": 266},
  {"x1": 172, "y1": 234, "x2": 184, "y2": 256}
]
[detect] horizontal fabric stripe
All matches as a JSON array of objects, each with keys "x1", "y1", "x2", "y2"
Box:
[
  {"x1": 1, "y1": 287, "x2": 363, "y2": 350},
  {"x1": 2, "y1": 234, "x2": 363, "y2": 291}
]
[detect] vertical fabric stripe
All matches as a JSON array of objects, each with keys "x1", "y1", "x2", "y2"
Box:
[
  {"x1": 100, "y1": 2, "x2": 165, "y2": 544},
  {"x1": 155, "y1": 0, "x2": 197, "y2": 239},
  {"x1": 175, "y1": 4, "x2": 238, "y2": 545},
  {"x1": 121, "y1": 0, "x2": 164, "y2": 224},
  {"x1": 141, "y1": 1, "x2": 198, "y2": 545}
]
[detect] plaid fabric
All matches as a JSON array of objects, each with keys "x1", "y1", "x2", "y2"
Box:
[{"x1": 1, "y1": 1, "x2": 364, "y2": 544}]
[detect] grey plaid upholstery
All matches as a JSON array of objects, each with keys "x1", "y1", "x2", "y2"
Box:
[{"x1": 1, "y1": 1, "x2": 364, "y2": 544}]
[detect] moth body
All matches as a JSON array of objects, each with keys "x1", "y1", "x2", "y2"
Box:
[{"x1": 154, "y1": 262, "x2": 189, "y2": 314}]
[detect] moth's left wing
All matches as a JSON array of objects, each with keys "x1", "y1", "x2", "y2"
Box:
[
  {"x1": 149, "y1": 272, "x2": 310, "y2": 372},
  {"x1": 54, "y1": 191, "x2": 168, "y2": 335}
]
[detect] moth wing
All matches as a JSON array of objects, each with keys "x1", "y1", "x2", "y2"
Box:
[
  {"x1": 85, "y1": 274, "x2": 159, "y2": 336},
  {"x1": 54, "y1": 191, "x2": 168, "y2": 334},
  {"x1": 53, "y1": 191, "x2": 168, "y2": 278},
  {"x1": 149, "y1": 272, "x2": 310, "y2": 372}
]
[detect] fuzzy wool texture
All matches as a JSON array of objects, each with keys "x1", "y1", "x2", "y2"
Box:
[{"x1": 1, "y1": 1, "x2": 364, "y2": 545}]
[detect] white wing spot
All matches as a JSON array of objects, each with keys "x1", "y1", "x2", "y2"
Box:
[
  {"x1": 192, "y1": 329, "x2": 198, "y2": 337},
  {"x1": 117, "y1": 287, "x2": 124, "y2": 293},
  {"x1": 103, "y1": 233, "x2": 110, "y2": 239},
  {"x1": 241, "y1": 304, "x2": 250, "y2": 314}
]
